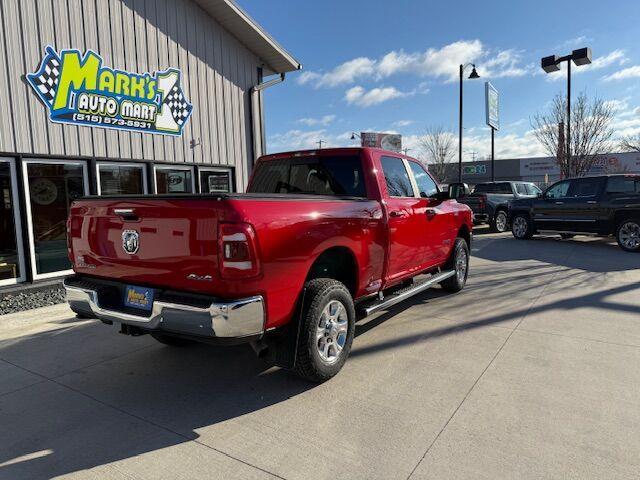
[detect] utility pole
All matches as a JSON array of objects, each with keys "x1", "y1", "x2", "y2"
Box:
[{"x1": 316, "y1": 139, "x2": 324, "y2": 149}]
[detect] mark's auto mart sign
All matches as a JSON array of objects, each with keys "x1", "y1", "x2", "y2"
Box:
[{"x1": 27, "y1": 46, "x2": 192, "y2": 136}]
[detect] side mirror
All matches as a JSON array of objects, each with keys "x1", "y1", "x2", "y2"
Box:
[{"x1": 448, "y1": 182, "x2": 470, "y2": 200}]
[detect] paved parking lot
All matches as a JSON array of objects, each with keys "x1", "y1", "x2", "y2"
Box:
[{"x1": 1, "y1": 230, "x2": 640, "y2": 480}]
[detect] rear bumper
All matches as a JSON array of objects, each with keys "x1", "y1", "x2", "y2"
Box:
[{"x1": 63, "y1": 278, "x2": 265, "y2": 340}]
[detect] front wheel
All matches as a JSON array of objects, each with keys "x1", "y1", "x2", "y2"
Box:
[
  {"x1": 440, "y1": 238, "x2": 470, "y2": 293},
  {"x1": 512, "y1": 214, "x2": 534, "y2": 240},
  {"x1": 616, "y1": 218, "x2": 640, "y2": 252},
  {"x1": 491, "y1": 210, "x2": 509, "y2": 233},
  {"x1": 294, "y1": 279, "x2": 355, "y2": 382}
]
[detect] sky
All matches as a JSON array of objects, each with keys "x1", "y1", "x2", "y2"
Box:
[{"x1": 238, "y1": 0, "x2": 640, "y2": 162}]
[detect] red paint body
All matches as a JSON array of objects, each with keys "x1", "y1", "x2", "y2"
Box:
[{"x1": 68, "y1": 148, "x2": 472, "y2": 330}]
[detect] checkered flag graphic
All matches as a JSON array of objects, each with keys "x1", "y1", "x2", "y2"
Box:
[
  {"x1": 163, "y1": 84, "x2": 192, "y2": 126},
  {"x1": 28, "y1": 47, "x2": 62, "y2": 106}
]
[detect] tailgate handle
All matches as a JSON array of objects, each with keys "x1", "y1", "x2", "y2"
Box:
[{"x1": 114, "y1": 208, "x2": 139, "y2": 221}]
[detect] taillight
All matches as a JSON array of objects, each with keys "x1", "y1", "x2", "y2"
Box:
[{"x1": 218, "y1": 222, "x2": 260, "y2": 279}]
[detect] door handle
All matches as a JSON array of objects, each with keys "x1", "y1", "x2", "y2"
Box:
[
  {"x1": 555, "y1": 201, "x2": 564, "y2": 205},
  {"x1": 425, "y1": 208, "x2": 436, "y2": 219},
  {"x1": 587, "y1": 201, "x2": 597, "y2": 204},
  {"x1": 389, "y1": 210, "x2": 405, "y2": 218}
]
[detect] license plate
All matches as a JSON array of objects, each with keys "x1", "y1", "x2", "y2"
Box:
[{"x1": 124, "y1": 285, "x2": 154, "y2": 311}]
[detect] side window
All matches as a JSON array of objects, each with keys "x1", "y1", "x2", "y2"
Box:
[
  {"x1": 408, "y1": 161, "x2": 438, "y2": 198},
  {"x1": 381, "y1": 156, "x2": 414, "y2": 197},
  {"x1": 514, "y1": 183, "x2": 528, "y2": 195},
  {"x1": 545, "y1": 180, "x2": 570, "y2": 199},
  {"x1": 568, "y1": 178, "x2": 601, "y2": 198},
  {"x1": 607, "y1": 176, "x2": 640, "y2": 194},
  {"x1": 526, "y1": 183, "x2": 542, "y2": 195},
  {"x1": 497, "y1": 183, "x2": 512, "y2": 194}
]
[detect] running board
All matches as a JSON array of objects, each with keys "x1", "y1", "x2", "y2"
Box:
[{"x1": 362, "y1": 270, "x2": 455, "y2": 316}]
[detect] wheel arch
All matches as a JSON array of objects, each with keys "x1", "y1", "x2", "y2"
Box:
[
  {"x1": 457, "y1": 224, "x2": 471, "y2": 249},
  {"x1": 305, "y1": 246, "x2": 359, "y2": 296}
]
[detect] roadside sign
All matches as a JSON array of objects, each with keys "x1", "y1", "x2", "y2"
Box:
[
  {"x1": 485, "y1": 82, "x2": 499, "y2": 131},
  {"x1": 361, "y1": 132, "x2": 402, "y2": 153}
]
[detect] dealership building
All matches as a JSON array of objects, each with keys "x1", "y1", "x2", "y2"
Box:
[
  {"x1": 0, "y1": 0, "x2": 300, "y2": 290},
  {"x1": 441, "y1": 152, "x2": 640, "y2": 186}
]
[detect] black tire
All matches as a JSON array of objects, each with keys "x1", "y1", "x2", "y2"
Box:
[
  {"x1": 151, "y1": 333, "x2": 195, "y2": 347},
  {"x1": 616, "y1": 218, "x2": 640, "y2": 252},
  {"x1": 560, "y1": 233, "x2": 575, "y2": 239},
  {"x1": 439, "y1": 238, "x2": 470, "y2": 293},
  {"x1": 293, "y1": 278, "x2": 355, "y2": 383},
  {"x1": 490, "y1": 210, "x2": 509, "y2": 233},
  {"x1": 511, "y1": 213, "x2": 534, "y2": 240}
]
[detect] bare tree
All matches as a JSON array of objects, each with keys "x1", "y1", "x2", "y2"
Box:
[
  {"x1": 619, "y1": 133, "x2": 640, "y2": 152},
  {"x1": 418, "y1": 125, "x2": 456, "y2": 182},
  {"x1": 531, "y1": 92, "x2": 614, "y2": 178}
]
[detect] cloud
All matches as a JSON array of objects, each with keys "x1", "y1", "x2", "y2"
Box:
[
  {"x1": 546, "y1": 49, "x2": 628, "y2": 81},
  {"x1": 393, "y1": 120, "x2": 414, "y2": 128},
  {"x1": 298, "y1": 40, "x2": 529, "y2": 88},
  {"x1": 603, "y1": 65, "x2": 640, "y2": 82},
  {"x1": 297, "y1": 115, "x2": 336, "y2": 127},
  {"x1": 297, "y1": 57, "x2": 376, "y2": 87},
  {"x1": 554, "y1": 35, "x2": 593, "y2": 50},
  {"x1": 267, "y1": 129, "x2": 353, "y2": 152},
  {"x1": 344, "y1": 86, "x2": 412, "y2": 107}
]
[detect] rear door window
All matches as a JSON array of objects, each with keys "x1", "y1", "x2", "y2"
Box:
[
  {"x1": 380, "y1": 156, "x2": 414, "y2": 197},
  {"x1": 248, "y1": 155, "x2": 366, "y2": 197},
  {"x1": 568, "y1": 177, "x2": 602, "y2": 198},
  {"x1": 514, "y1": 183, "x2": 528, "y2": 195}
]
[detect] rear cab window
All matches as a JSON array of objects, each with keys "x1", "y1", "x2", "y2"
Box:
[
  {"x1": 380, "y1": 156, "x2": 414, "y2": 197},
  {"x1": 248, "y1": 155, "x2": 366, "y2": 197},
  {"x1": 568, "y1": 177, "x2": 604, "y2": 198}
]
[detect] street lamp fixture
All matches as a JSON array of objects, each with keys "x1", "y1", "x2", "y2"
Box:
[
  {"x1": 540, "y1": 47, "x2": 592, "y2": 177},
  {"x1": 350, "y1": 132, "x2": 361, "y2": 141},
  {"x1": 458, "y1": 63, "x2": 480, "y2": 182}
]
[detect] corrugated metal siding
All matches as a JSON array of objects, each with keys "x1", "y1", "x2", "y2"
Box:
[{"x1": 1, "y1": 0, "x2": 260, "y2": 185}]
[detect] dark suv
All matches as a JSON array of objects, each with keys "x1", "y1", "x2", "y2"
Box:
[{"x1": 509, "y1": 175, "x2": 640, "y2": 252}]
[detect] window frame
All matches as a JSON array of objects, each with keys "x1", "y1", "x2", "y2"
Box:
[
  {"x1": 380, "y1": 155, "x2": 416, "y2": 198},
  {"x1": 198, "y1": 167, "x2": 234, "y2": 194},
  {"x1": 0, "y1": 158, "x2": 26, "y2": 286},
  {"x1": 153, "y1": 164, "x2": 196, "y2": 194},
  {"x1": 95, "y1": 161, "x2": 148, "y2": 196},
  {"x1": 22, "y1": 158, "x2": 89, "y2": 281}
]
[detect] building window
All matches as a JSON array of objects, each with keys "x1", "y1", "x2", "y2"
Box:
[
  {"x1": 199, "y1": 168, "x2": 233, "y2": 193},
  {"x1": 0, "y1": 159, "x2": 25, "y2": 286},
  {"x1": 96, "y1": 163, "x2": 147, "y2": 195},
  {"x1": 23, "y1": 160, "x2": 88, "y2": 279},
  {"x1": 154, "y1": 165, "x2": 195, "y2": 194}
]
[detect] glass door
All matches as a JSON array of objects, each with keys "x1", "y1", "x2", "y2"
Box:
[
  {"x1": 0, "y1": 158, "x2": 25, "y2": 286},
  {"x1": 23, "y1": 159, "x2": 89, "y2": 280}
]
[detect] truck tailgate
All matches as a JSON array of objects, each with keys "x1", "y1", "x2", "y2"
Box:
[{"x1": 69, "y1": 198, "x2": 222, "y2": 294}]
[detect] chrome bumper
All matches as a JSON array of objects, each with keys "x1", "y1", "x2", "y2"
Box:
[{"x1": 63, "y1": 280, "x2": 265, "y2": 339}]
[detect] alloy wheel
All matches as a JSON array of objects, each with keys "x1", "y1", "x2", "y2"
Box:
[
  {"x1": 456, "y1": 246, "x2": 468, "y2": 284},
  {"x1": 495, "y1": 212, "x2": 508, "y2": 232},
  {"x1": 619, "y1": 221, "x2": 640, "y2": 250},
  {"x1": 316, "y1": 300, "x2": 348, "y2": 365},
  {"x1": 513, "y1": 216, "x2": 528, "y2": 238}
]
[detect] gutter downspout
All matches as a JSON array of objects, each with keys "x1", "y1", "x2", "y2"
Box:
[{"x1": 250, "y1": 72, "x2": 286, "y2": 162}]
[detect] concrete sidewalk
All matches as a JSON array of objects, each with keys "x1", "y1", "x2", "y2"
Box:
[{"x1": 1, "y1": 231, "x2": 639, "y2": 479}]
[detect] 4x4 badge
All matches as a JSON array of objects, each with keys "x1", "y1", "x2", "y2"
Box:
[{"x1": 122, "y1": 230, "x2": 139, "y2": 255}]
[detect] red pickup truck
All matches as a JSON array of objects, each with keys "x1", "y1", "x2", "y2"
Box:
[{"x1": 64, "y1": 148, "x2": 473, "y2": 382}]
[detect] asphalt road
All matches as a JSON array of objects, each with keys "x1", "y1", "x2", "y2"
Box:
[{"x1": 1, "y1": 230, "x2": 639, "y2": 480}]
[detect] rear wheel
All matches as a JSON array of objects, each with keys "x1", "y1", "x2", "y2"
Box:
[
  {"x1": 440, "y1": 238, "x2": 469, "y2": 293},
  {"x1": 616, "y1": 218, "x2": 640, "y2": 252},
  {"x1": 512, "y1": 214, "x2": 534, "y2": 240},
  {"x1": 294, "y1": 279, "x2": 355, "y2": 382},
  {"x1": 490, "y1": 210, "x2": 509, "y2": 233}
]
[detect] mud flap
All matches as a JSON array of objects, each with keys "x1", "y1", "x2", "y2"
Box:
[{"x1": 261, "y1": 287, "x2": 307, "y2": 370}]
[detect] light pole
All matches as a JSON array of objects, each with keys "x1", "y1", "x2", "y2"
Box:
[
  {"x1": 458, "y1": 63, "x2": 480, "y2": 182},
  {"x1": 541, "y1": 47, "x2": 592, "y2": 177}
]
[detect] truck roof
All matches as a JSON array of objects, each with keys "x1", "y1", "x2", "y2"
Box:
[{"x1": 259, "y1": 147, "x2": 420, "y2": 162}]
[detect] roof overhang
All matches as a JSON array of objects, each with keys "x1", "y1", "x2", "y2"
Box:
[{"x1": 194, "y1": 0, "x2": 302, "y2": 75}]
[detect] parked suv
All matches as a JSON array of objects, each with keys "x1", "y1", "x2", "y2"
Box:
[
  {"x1": 509, "y1": 174, "x2": 640, "y2": 252},
  {"x1": 459, "y1": 181, "x2": 541, "y2": 232}
]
